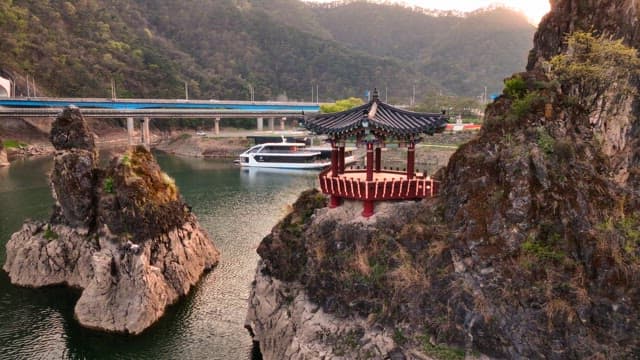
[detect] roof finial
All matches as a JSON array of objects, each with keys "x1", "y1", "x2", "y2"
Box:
[{"x1": 372, "y1": 88, "x2": 379, "y2": 102}]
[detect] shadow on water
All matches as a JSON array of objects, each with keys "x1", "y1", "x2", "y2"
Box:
[{"x1": 0, "y1": 152, "x2": 318, "y2": 359}]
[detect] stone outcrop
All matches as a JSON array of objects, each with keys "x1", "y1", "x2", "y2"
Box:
[
  {"x1": 0, "y1": 137, "x2": 8, "y2": 167},
  {"x1": 247, "y1": 1, "x2": 640, "y2": 358},
  {"x1": 3, "y1": 107, "x2": 219, "y2": 334}
]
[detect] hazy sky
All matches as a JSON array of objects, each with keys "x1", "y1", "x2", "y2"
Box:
[{"x1": 306, "y1": 0, "x2": 551, "y2": 25}]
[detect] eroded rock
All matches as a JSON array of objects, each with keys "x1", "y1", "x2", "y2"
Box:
[
  {"x1": 3, "y1": 107, "x2": 219, "y2": 334},
  {"x1": 247, "y1": 1, "x2": 640, "y2": 358}
]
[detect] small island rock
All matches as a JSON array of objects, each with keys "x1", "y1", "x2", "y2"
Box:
[{"x1": 3, "y1": 107, "x2": 220, "y2": 334}]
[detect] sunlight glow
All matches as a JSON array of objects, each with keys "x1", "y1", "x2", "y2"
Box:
[{"x1": 306, "y1": 0, "x2": 551, "y2": 25}]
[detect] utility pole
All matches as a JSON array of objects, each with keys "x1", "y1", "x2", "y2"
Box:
[
  {"x1": 185, "y1": 81, "x2": 189, "y2": 100},
  {"x1": 385, "y1": 87, "x2": 388, "y2": 102},
  {"x1": 26, "y1": 75, "x2": 30, "y2": 97},
  {"x1": 316, "y1": 84, "x2": 319, "y2": 103},
  {"x1": 412, "y1": 84, "x2": 416, "y2": 106},
  {"x1": 311, "y1": 84, "x2": 314, "y2": 103},
  {"x1": 111, "y1": 78, "x2": 117, "y2": 100}
]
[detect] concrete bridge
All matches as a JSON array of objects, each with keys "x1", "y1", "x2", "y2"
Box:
[{"x1": 0, "y1": 97, "x2": 320, "y2": 147}]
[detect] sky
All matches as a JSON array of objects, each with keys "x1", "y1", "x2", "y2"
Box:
[{"x1": 306, "y1": 0, "x2": 551, "y2": 25}]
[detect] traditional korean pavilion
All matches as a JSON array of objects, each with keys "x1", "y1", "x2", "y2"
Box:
[{"x1": 304, "y1": 89, "x2": 449, "y2": 217}]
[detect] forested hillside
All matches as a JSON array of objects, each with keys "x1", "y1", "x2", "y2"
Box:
[{"x1": 0, "y1": 0, "x2": 535, "y2": 101}]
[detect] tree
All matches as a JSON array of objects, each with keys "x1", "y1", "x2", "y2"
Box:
[
  {"x1": 549, "y1": 31, "x2": 640, "y2": 114},
  {"x1": 320, "y1": 97, "x2": 364, "y2": 113}
]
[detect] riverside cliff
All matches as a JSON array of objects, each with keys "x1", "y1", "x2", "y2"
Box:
[
  {"x1": 246, "y1": 1, "x2": 640, "y2": 358},
  {"x1": 3, "y1": 107, "x2": 220, "y2": 334}
]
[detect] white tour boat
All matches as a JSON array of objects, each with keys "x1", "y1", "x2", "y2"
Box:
[{"x1": 236, "y1": 139, "x2": 356, "y2": 169}]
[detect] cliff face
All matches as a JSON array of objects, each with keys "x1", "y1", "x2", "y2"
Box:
[
  {"x1": 247, "y1": 1, "x2": 640, "y2": 359},
  {"x1": 3, "y1": 107, "x2": 220, "y2": 334},
  {"x1": 0, "y1": 138, "x2": 8, "y2": 167}
]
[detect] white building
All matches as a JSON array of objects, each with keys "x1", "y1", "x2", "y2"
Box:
[{"x1": 0, "y1": 76, "x2": 11, "y2": 97}]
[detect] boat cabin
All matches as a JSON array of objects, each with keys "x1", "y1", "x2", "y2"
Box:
[{"x1": 303, "y1": 88, "x2": 448, "y2": 217}]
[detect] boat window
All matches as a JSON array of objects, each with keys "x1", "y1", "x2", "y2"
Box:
[{"x1": 247, "y1": 146, "x2": 261, "y2": 154}]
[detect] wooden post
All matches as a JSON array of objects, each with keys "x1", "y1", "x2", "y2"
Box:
[
  {"x1": 331, "y1": 141, "x2": 339, "y2": 177},
  {"x1": 407, "y1": 141, "x2": 415, "y2": 179},
  {"x1": 375, "y1": 147, "x2": 381, "y2": 172},
  {"x1": 338, "y1": 145, "x2": 345, "y2": 174},
  {"x1": 362, "y1": 200, "x2": 374, "y2": 218},
  {"x1": 366, "y1": 142, "x2": 374, "y2": 181}
]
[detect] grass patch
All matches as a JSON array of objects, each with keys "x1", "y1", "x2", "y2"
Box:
[
  {"x1": 522, "y1": 234, "x2": 564, "y2": 262},
  {"x1": 536, "y1": 127, "x2": 555, "y2": 155},
  {"x1": 103, "y1": 177, "x2": 114, "y2": 194},
  {"x1": 3, "y1": 139, "x2": 28, "y2": 149},
  {"x1": 43, "y1": 224, "x2": 58, "y2": 241}
]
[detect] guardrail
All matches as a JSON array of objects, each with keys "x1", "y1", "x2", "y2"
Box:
[{"x1": 318, "y1": 168, "x2": 439, "y2": 201}]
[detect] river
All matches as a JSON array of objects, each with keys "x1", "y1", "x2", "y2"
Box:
[{"x1": 0, "y1": 152, "x2": 318, "y2": 359}]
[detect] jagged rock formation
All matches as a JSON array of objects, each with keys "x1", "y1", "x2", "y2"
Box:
[
  {"x1": 3, "y1": 107, "x2": 219, "y2": 334},
  {"x1": 0, "y1": 137, "x2": 8, "y2": 167},
  {"x1": 247, "y1": 1, "x2": 640, "y2": 358}
]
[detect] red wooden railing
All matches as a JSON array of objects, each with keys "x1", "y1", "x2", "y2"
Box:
[{"x1": 318, "y1": 169, "x2": 439, "y2": 201}]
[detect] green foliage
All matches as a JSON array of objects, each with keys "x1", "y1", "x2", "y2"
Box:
[
  {"x1": 0, "y1": 1, "x2": 534, "y2": 100},
  {"x1": 536, "y1": 127, "x2": 555, "y2": 155},
  {"x1": 549, "y1": 31, "x2": 640, "y2": 112},
  {"x1": 418, "y1": 332, "x2": 465, "y2": 360},
  {"x1": 2, "y1": 139, "x2": 28, "y2": 149},
  {"x1": 504, "y1": 76, "x2": 527, "y2": 99},
  {"x1": 103, "y1": 177, "x2": 114, "y2": 194},
  {"x1": 43, "y1": 224, "x2": 58, "y2": 241},
  {"x1": 121, "y1": 154, "x2": 131, "y2": 167},
  {"x1": 522, "y1": 234, "x2": 564, "y2": 262},
  {"x1": 393, "y1": 328, "x2": 407, "y2": 345},
  {"x1": 320, "y1": 97, "x2": 364, "y2": 113},
  {"x1": 510, "y1": 92, "x2": 540, "y2": 119}
]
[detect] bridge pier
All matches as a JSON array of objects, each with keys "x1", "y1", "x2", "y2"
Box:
[
  {"x1": 141, "y1": 117, "x2": 151, "y2": 149},
  {"x1": 214, "y1": 117, "x2": 220, "y2": 135},
  {"x1": 257, "y1": 117, "x2": 263, "y2": 131},
  {"x1": 268, "y1": 118, "x2": 274, "y2": 132},
  {"x1": 127, "y1": 117, "x2": 135, "y2": 146},
  {"x1": 280, "y1": 117, "x2": 286, "y2": 131}
]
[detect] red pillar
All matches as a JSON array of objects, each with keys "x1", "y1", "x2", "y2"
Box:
[
  {"x1": 362, "y1": 200, "x2": 374, "y2": 218},
  {"x1": 366, "y1": 142, "x2": 374, "y2": 181},
  {"x1": 375, "y1": 147, "x2": 381, "y2": 172},
  {"x1": 331, "y1": 142, "x2": 338, "y2": 177},
  {"x1": 407, "y1": 141, "x2": 415, "y2": 179},
  {"x1": 338, "y1": 146, "x2": 345, "y2": 174}
]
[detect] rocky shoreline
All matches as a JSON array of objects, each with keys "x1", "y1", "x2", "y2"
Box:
[
  {"x1": 3, "y1": 107, "x2": 220, "y2": 334},
  {"x1": 0, "y1": 137, "x2": 8, "y2": 167}
]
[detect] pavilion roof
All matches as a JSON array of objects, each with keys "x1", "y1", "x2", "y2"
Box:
[{"x1": 303, "y1": 90, "x2": 449, "y2": 139}]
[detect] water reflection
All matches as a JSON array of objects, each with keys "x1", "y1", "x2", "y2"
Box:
[{"x1": 0, "y1": 153, "x2": 319, "y2": 359}]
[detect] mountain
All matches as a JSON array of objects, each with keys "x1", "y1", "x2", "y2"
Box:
[{"x1": 0, "y1": 0, "x2": 535, "y2": 101}]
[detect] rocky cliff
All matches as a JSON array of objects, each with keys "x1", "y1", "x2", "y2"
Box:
[
  {"x1": 0, "y1": 137, "x2": 8, "y2": 167},
  {"x1": 3, "y1": 107, "x2": 220, "y2": 334},
  {"x1": 246, "y1": 1, "x2": 640, "y2": 359}
]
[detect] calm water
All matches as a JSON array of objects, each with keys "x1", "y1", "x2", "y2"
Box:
[{"x1": 0, "y1": 153, "x2": 317, "y2": 359}]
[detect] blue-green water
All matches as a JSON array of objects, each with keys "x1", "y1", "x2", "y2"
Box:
[{"x1": 0, "y1": 153, "x2": 318, "y2": 359}]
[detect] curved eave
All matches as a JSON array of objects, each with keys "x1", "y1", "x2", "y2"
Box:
[{"x1": 303, "y1": 99, "x2": 449, "y2": 138}]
